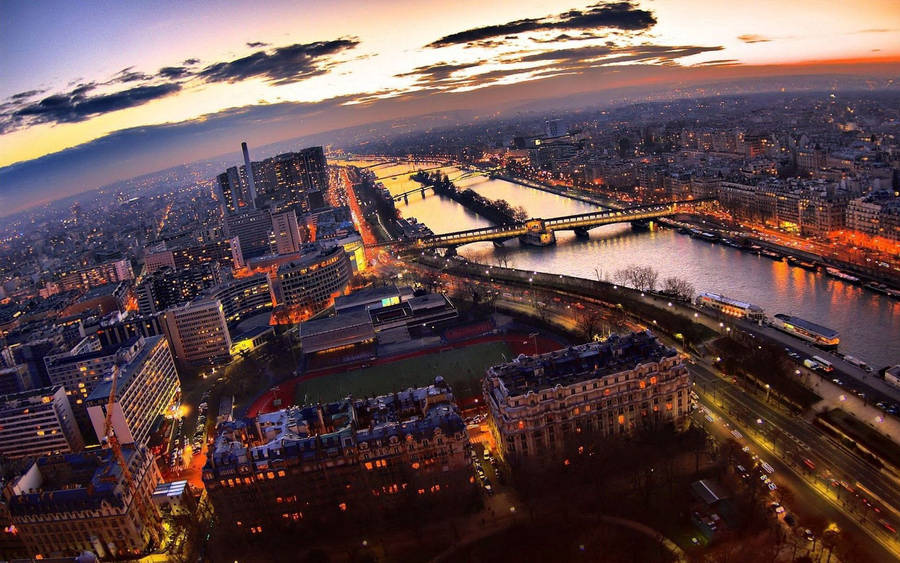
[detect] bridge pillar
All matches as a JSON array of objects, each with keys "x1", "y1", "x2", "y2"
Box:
[
  {"x1": 403, "y1": 194, "x2": 409, "y2": 204},
  {"x1": 493, "y1": 240, "x2": 505, "y2": 248},
  {"x1": 420, "y1": 188, "x2": 426, "y2": 198},
  {"x1": 631, "y1": 219, "x2": 652, "y2": 231},
  {"x1": 573, "y1": 227, "x2": 590, "y2": 239},
  {"x1": 444, "y1": 246, "x2": 457, "y2": 257}
]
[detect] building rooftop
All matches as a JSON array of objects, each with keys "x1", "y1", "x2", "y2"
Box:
[
  {"x1": 204, "y1": 378, "x2": 464, "y2": 477},
  {"x1": 487, "y1": 331, "x2": 678, "y2": 397},
  {"x1": 333, "y1": 285, "x2": 413, "y2": 314},
  {"x1": 7, "y1": 446, "x2": 145, "y2": 516}
]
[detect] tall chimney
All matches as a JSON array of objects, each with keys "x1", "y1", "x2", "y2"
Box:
[{"x1": 241, "y1": 141, "x2": 257, "y2": 209}]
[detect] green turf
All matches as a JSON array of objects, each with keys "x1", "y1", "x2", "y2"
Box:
[{"x1": 294, "y1": 340, "x2": 513, "y2": 404}]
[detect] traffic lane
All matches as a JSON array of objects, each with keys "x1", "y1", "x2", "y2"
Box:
[
  {"x1": 690, "y1": 365, "x2": 900, "y2": 512},
  {"x1": 692, "y1": 365, "x2": 897, "y2": 509},
  {"x1": 697, "y1": 394, "x2": 899, "y2": 563}
]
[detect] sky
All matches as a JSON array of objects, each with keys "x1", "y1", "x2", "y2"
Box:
[{"x1": 1, "y1": 0, "x2": 899, "y2": 216}]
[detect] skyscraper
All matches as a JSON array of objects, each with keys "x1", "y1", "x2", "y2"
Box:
[{"x1": 241, "y1": 141, "x2": 258, "y2": 209}]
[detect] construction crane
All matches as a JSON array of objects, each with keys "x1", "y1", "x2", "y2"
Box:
[{"x1": 102, "y1": 366, "x2": 161, "y2": 548}]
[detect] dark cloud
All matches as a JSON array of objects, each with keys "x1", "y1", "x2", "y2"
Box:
[
  {"x1": 532, "y1": 32, "x2": 607, "y2": 44},
  {"x1": 8, "y1": 89, "x2": 46, "y2": 101},
  {"x1": 3, "y1": 83, "x2": 181, "y2": 131},
  {"x1": 395, "y1": 61, "x2": 486, "y2": 85},
  {"x1": 198, "y1": 38, "x2": 359, "y2": 85},
  {"x1": 2, "y1": 38, "x2": 361, "y2": 134},
  {"x1": 427, "y1": 1, "x2": 655, "y2": 48},
  {"x1": 113, "y1": 67, "x2": 151, "y2": 83},
  {"x1": 692, "y1": 59, "x2": 740, "y2": 67},
  {"x1": 158, "y1": 66, "x2": 190, "y2": 79},
  {"x1": 246, "y1": 41, "x2": 269, "y2": 47},
  {"x1": 396, "y1": 43, "x2": 723, "y2": 94},
  {"x1": 737, "y1": 34, "x2": 772, "y2": 44}
]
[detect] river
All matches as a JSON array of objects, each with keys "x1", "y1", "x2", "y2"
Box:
[{"x1": 344, "y1": 160, "x2": 900, "y2": 369}]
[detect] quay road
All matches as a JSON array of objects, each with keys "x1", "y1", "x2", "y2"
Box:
[{"x1": 693, "y1": 361, "x2": 900, "y2": 561}]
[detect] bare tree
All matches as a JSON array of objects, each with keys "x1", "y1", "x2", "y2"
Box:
[
  {"x1": 662, "y1": 276, "x2": 695, "y2": 301},
  {"x1": 614, "y1": 264, "x2": 659, "y2": 292}
]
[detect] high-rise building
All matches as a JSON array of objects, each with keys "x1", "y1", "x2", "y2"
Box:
[
  {"x1": 135, "y1": 262, "x2": 224, "y2": 315},
  {"x1": 203, "y1": 378, "x2": 470, "y2": 535},
  {"x1": 6, "y1": 446, "x2": 162, "y2": 559},
  {"x1": 241, "y1": 142, "x2": 258, "y2": 209},
  {"x1": 217, "y1": 166, "x2": 251, "y2": 215},
  {"x1": 224, "y1": 209, "x2": 273, "y2": 260},
  {"x1": 483, "y1": 331, "x2": 691, "y2": 465},
  {"x1": 163, "y1": 299, "x2": 232, "y2": 366},
  {"x1": 43, "y1": 336, "x2": 117, "y2": 431},
  {"x1": 85, "y1": 336, "x2": 180, "y2": 447},
  {"x1": 0, "y1": 386, "x2": 84, "y2": 459},
  {"x1": 171, "y1": 236, "x2": 244, "y2": 270},
  {"x1": 270, "y1": 208, "x2": 302, "y2": 255}
]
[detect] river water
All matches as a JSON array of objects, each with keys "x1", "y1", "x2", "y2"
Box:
[{"x1": 347, "y1": 161, "x2": 900, "y2": 368}]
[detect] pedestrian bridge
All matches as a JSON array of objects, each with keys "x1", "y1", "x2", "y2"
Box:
[{"x1": 413, "y1": 199, "x2": 711, "y2": 250}]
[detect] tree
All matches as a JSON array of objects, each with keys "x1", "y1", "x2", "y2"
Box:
[
  {"x1": 614, "y1": 264, "x2": 659, "y2": 292},
  {"x1": 661, "y1": 276, "x2": 695, "y2": 301}
]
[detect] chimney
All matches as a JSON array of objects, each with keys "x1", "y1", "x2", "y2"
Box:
[{"x1": 241, "y1": 142, "x2": 257, "y2": 209}]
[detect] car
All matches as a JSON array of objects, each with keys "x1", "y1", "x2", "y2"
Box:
[
  {"x1": 804, "y1": 529, "x2": 815, "y2": 542},
  {"x1": 770, "y1": 502, "x2": 785, "y2": 514},
  {"x1": 767, "y1": 482, "x2": 778, "y2": 491},
  {"x1": 483, "y1": 483, "x2": 494, "y2": 495}
]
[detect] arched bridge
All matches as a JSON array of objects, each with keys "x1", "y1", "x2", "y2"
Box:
[{"x1": 414, "y1": 199, "x2": 712, "y2": 250}]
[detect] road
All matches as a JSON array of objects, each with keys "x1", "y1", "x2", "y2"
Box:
[{"x1": 691, "y1": 359, "x2": 900, "y2": 561}]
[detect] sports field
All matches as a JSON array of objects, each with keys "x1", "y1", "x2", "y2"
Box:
[{"x1": 294, "y1": 340, "x2": 512, "y2": 404}]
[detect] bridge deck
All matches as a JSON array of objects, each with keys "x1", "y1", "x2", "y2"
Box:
[{"x1": 415, "y1": 199, "x2": 710, "y2": 248}]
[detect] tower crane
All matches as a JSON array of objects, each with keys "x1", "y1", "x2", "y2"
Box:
[{"x1": 102, "y1": 367, "x2": 162, "y2": 548}]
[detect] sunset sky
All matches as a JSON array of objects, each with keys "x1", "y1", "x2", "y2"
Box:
[{"x1": 1, "y1": 0, "x2": 899, "y2": 216}]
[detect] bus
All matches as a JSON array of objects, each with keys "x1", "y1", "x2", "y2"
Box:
[{"x1": 812, "y1": 356, "x2": 834, "y2": 372}]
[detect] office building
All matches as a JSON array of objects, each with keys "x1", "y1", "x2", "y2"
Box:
[
  {"x1": 271, "y1": 208, "x2": 303, "y2": 255},
  {"x1": 96, "y1": 312, "x2": 166, "y2": 349},
  {"x1": 135, "y1": 262, "x2": 223, "y2": 315},
  {"x1": 271, "y1": 245, "x2": 352, "y2": 313},
  {"x1": 483, "y1": 331, "x2": 691, "y2": 464},
  {"x1": 0, "y1": 386, "x2": 84, "y2": 459},
  {"x1": 57, "y1": 259, "x2": 134, "y2": 293},
  {"x1": 224, "y1": 209, "x2": 274, "y2": 260},
  {"x1": 163, "y1": 299, "x2": 232, "y2": 366},
  {"x1": 202, "y1": 378, "x2": 470, "y2": 535},
  {"x1": 204, "y1": 273, "x2": 272, "y2": 326},
  {"x1": 6, "y1": 446, "x2": 162, "y2": 559},
  {"x1": 85, "y1": 336, "x2": 180, "y2": 447}
]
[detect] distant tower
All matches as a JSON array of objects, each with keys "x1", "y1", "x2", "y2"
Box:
[{"x1": 241, "y1": 142, "x2": 257, "y2": 209}]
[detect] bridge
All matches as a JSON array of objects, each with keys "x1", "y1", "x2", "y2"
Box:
[
  {"x1": 375, "y1": 164, "x2": 445, "y2": 181},
  {"x1": 414, "y1": 199, "x2": 712, "y2": 251}
]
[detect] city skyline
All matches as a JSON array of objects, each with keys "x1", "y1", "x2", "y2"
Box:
[{"x1": 1, "y1": 0, "x2": 899, "y2": 216}]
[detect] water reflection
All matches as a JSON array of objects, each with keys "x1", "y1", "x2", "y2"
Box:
[{"x1": 346, "y1": 160, "x2": 900, "y2": 367}]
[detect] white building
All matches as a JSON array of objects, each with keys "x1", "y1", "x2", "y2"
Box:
[{"x1": 85, "y1": 336, "x2": 180, "y2": 447}]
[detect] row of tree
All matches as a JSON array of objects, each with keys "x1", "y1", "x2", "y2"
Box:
[{"x1": 613, "y1": 264, "x2": 695, "y2": 301}]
